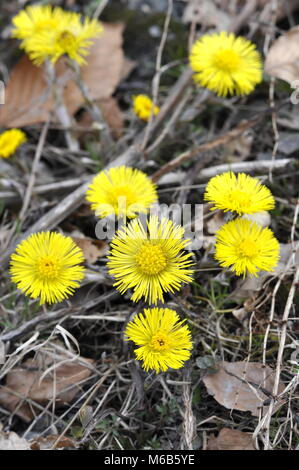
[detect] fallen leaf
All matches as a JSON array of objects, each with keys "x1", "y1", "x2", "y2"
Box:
[
  {"x1": 78, "y1": 96, "x2": 124, "y2": 140},
  {"x1": 223, "y1": 130, "x2": 253, "y2": 163},
  {"x1": 242, "y1": 211, "x2": 271, "y2": 228},
  {"x1": 183, "y1": 0, "x2": 231, "y2": 30},
  {"x1": 258, "y1": 0, "x2": 299, "y2": 20},
  {"x1": 206, "y1": 211, "x2": 226, "y2": 234},
  {"x1": 203, "y1": 361, "x2": 285, "y2": 416},
  {"x1": 0, "y1": 23, "x2": 129, "y2": 128},
  {"x1": 72, "y1": 235, "x2": 109, "y2": 264},
  {"x1": 277, "y1": 132, "x2": 299, "y2": 155},
  {"x1": 30, "y1": 434, "x2": 78, "y2": 450},
  {"x1": 207, "y1": 428, "x2": 256, "y2": 450},
  {"x1": 0, "y1": 348, "x2": 95, "y2": 422},
  {"x1": 232, "y1": 307, "x2": 248, "y2": 323},
  {"x1": 0, "y1": 424, "x2": 30, "y2": 450},
  {"x1": 265, "y1": 27, "x2": 299, "y2": 85},
  {"x1": 183, "y1": 0, "x2": 298, "y2": 29}
]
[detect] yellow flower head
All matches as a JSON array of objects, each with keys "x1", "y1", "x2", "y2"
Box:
[
  {"x1": 86, "y1": 166, "x2": 158, "y2": 219},
  {"x1": 125, "y1": 307, "x2": 192, "y2": 373},
  {"x1": 10, "y1": 232, "x2": 85, "y2": 304},
  {"x1": 108, "y1": 216, "x2": 194, "y2": 304},
  {"x1": 215, "y1": 219, "x2": 280, "y2": 277},
  {"x1": 189, "y1": 31, "x2": 263, "y2": 97},
  {"x1": 12, "y1": 5, "x2": 62, "y2": 43},
  {"x1": 0, "y1": 129, "x2": 27, "y2": 158},
  {"x1": 133, "y1": 94, "x2": 159, "y2": 121},
  {"x1": 12, "y1": 5, "x2": 102, "y2": 66},
  {"x1": 204, "y1": 172, "x2": 275, "y2": 215}
]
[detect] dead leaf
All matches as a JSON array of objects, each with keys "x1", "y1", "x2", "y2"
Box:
[
  {"x1": 206, "y1": 211, "x2": 226, "y2": 234},
  {"x1": 0, "y1": 23, "x2": 128, "y2": 128},
  {"x1": 207, "y1": 428, "x2": 255, "y2": 450},
  {"x1": 258, "y1": 0, "x2": 299, "y2": 21},
  {"x1": 223, "y1": 130, "x2": 253, "y2": 163},
  {"x1": 71, "y1": 234, "x2": 109, "y2": 264},
  {"x1": 203, "y1": 361, "x2": 285, "y2": 416},
  {"x1": 0, "y1": 424, "x2": 30, "y2": 450},
  {"x1": 277, "y1": 132, "x2": 299, "y2": 155},
  {"x1": 232, "y1": 307, "x2": 248, "y2": 323},
  {"x1": 242, "y1": 211, "x2": 271, "y2": 228},
  {"x1": 183, "y1": 0, "x2": 298, "y2": 29},
  {"x1": 78, "y1": 97, "x2": 124, "y2": 140},
  {"x1": 183, "y1": 0, "x2": 231, "y2": 30},
  {"x1": 265, "y1": 27, "x2": 299, "y2": 85},
  {"x1": 0, "y1": 348, "x2": 95, "y2": 422},
  {"x1": 30, "y1": 435, "x2": 78, "y2": 450}
]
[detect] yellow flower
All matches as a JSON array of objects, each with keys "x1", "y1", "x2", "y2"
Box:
[
  {"x1": 215, "y1": 219, "x2": 280, "y2": 277},
  {"x1": 12, "y1": 5, "x2": 102, "y2": 66},
  {"x1": 12, "y1": 5, "x2": 62, "y2": 43},
  {"x1": 189, "y1": 31, "x2": 263, "y2": 97},
  {"x1": 10, "y1": 232, "x2": 85, "y2": 304},
  {"x1": 108, "y1": 216, "x2": 194, "y2": 304},
  {"x1": 86, "y1": 166, "x2": 158, "y2": 219},
  {"x1": 125, "y1": 307, "x2": 192, "y2": 373},
  {"x1": 133, "y1": 94, "x2": 159, "y2": 121},
  {"x1": 0, "y1": 129, "x2": 27, "y2": 158},
  {"x1": 204, "y1": 172, "x2": 275, "y2": 215}
]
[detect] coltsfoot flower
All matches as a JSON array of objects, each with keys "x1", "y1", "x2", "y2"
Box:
[
  {"x1": 10, "y1": 232, "x2": 85, "y2": 304},
  {"x1": 12, "y1": 5, "x2": 62, "y2": 43},
  {"x1": 133, "y1": 94, "x2": 159, "y2": 121},
  {"x1": 189, "y1": 31, "x2": 263, "y2": 97},
  {"x1": 86, "y1": 166, "x2": 158, "y2": 219},
  {"x1": 0, "y1": 129, "x2": 27, "y2": 158},
  {"x1": 204, "y1": 172, "x2": 275, "y2": 215},
  {"x1": 12, "y1": 5, "x2": 102, "y2": 66},
  {"x1": 108, "y1": 216, "x2": 194, "y2": 304},
  {"x1": 215, "y1": 218, "x2": 280, "y2": 277},
  {"x1": 125, "y1": 307, "x2": 193, "y2": 373}
]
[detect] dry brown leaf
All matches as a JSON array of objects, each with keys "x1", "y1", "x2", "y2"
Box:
[
  {"x1": 223, "y1": 130, "x2": 253, "y2": 163},
  {"x1": 183, "y1": 0, "x2": 298, "y2": 27},
  {"x1": 242, "y1": 211, "x2": 271, "y2": 228},
  {"x1": 207, "y1": 428, "x2": 256, "y2": 450},
  {"x1": 0, "y1": 349, "x2": 95, "y2": 422},
  {"x1": 265, "y1": 27, "x2": 299, "y2": 85},
  {"x1": 203, "y1": 361, "x2": 285, "y2": 416},
  {"x1": 258, "y1": 0, "x2": 299, "y2": 20},
  {"x1": 30, "y1": 434, "x2": 78, "y2": 450},
  {"x1": 206, "y1": 211, "x2": 226, "y2": 234},
  {"x1": 0, "y1": 23, "x2": 127, "y2": 128},
  {"x1": 72, "y1": 236, "x2": 109, "y2": 264},
  {"x1": 183, "y1": 0, "x2": 231, "y2": 30},
  {"x1": 78, "y1": 97, "x2": 124, "y2": 140},
  {"x1": 232, "y1": 307, "x2": 248, "y2": 323},
  {"x1": 0, "y1": 424, "x2": 30, "y2": 450}
]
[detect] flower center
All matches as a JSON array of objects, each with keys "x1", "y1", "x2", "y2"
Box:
[
  {"x1": 229, "y1": 189, "x2": 251, "y2": 210},
  {"x1": 37, "y1": 256, "x2": 60, "y2": 279},
  {"x1": 57, "y1": 31, "x2": 76, "y2": 51},
  {"x1": 150, "y1": 332, "x2": 170, "y2": 351},
  {"x1": 214, "y1": 49, "x2": 240, "y2": 73},
  {"x1": 136, "y1": 243, "x2": 167, "y2": 275},
  {"x1": 238, "y1": 239, "x2": 259, "y2": 258},
  {"x1": 108, "y1": 185, "x2": 137, "y2": 214}
]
